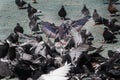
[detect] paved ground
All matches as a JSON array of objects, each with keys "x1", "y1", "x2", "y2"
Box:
[{"x1": 0, "y1": 0, "x2": 120, "y2": 61}]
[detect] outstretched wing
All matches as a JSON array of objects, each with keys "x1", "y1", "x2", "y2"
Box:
[
  {"x1": 40, "y1": 21, "x2": 58, "y2": 38},
  {"x1": 49, "y1": 63, "x2": 71, "y2": 76},
  {"x1": 37, "y1": 63, "x2": 71, "y2": 80}
]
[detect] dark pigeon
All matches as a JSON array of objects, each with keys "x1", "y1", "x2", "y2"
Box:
[
  {"x1": 15, "y1": 0, "x2": 27, "y2": 9},
  {"x1": 103, "y1": 28, "x2": 118, "y2": 43},
  {"x1": 92, "y1": 9, "x2": 104, "y2": 25},
  {"x1": 0, "y1": 41, "x2": 9, "y2": 59},
  {"x1": 14, "y1": 23, "x2": 24, "y2": 33},
  {"x1": 81, "y1": 4, "x2": 90, "y2": 16},
  {"x1": 27, "y1": 3, "x2": 41, "y2": 19},
  {"x1": 58, "y1": 5, "x2": 67, "y2": 20}
]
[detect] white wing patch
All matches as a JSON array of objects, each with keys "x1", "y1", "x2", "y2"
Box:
[
  {"x1": 37, "y1": 63, "x2": 71, "y2": 80},
  {"x1": 35, "y1": 42, "x2": 46, "y2": 58},
  {"x1": 70, "y1": 27, "x2": 83, "y2": 47}
]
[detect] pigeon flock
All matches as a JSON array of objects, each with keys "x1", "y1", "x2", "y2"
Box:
[{"x1": 0, "y1": 0, "x2": 120, "y2": 80}]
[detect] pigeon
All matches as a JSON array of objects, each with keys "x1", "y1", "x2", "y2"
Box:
[
  {"x1": 29, "y1": 15, "x2": 40, "y2": 32},
  {"x1": 27, "y1": 3, "x2": 41, "y2": 19},
  {"x1": 14, "y1": 23, "x2": 24, "y2": 33},
  {"x1": 108, "y1": 0, "x2": 119, "y2": 16},
  {"x1": 81, "y1": 4, "x2": 90, "y2": 16},
  {"x1": 92, "y1": 9, "x2": 103, "y2": 25},
  {"x1": 58, "y1": 5, "x2": 67, "y2": 20},
  {"x1": 15, "y1": 0, "x2": 27, "y2": 9},
  {"x1": 103, "y1": 28, "x2": 118, "y2": 43},
  {"x1": 0, "y1": 41, "x2": 9, "y2": 60}
]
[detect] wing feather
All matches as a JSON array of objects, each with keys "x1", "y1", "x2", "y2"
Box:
[
  {"x1": 37, "y1": 63, "x2": 71, "y2": 80},
  {"x1": 49, "y1": 63, "x2": 71, "y2": 76}
]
